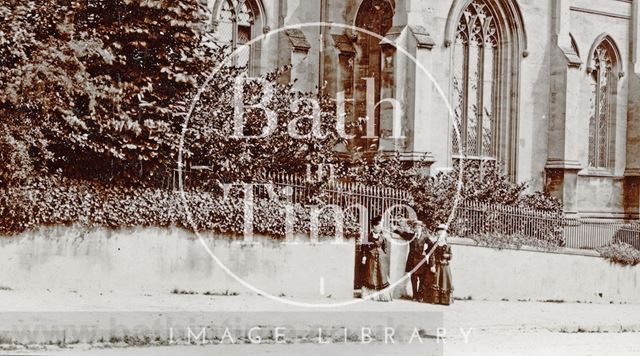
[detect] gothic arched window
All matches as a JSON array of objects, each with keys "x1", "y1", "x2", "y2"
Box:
[
  {"x1": 452, "y1": 0, "x2": 500, "y2": 159},
  {"x1": 588, "y1": 41, "x2": 617, "y2": 169},
  {"x1": 214, "y1": 0, "x2": 261, "y2": 69},
  {"x1": 354, "y1": 0, "x2": 394, "y2": 150}
]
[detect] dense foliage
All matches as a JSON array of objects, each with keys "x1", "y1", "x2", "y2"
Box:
[
  {"x1": 0, "y1": 177, "x2": 359, "y2": 238},
  {"x1": 0, "y1": 0, "x2": 354, "y2": 188},
  {"x1": 345, "y1": 154, "x2": 563, "y2": 231},
  {"x1": 0, "y1": 0, "x2": 354, "y2": 237},
  {"x1": 598, "y1": 243, "x2": 640, "y2": 266},
  {"x1": 184, "y1": 67, "x2": 353, "y2": 184},
  {"x1": 0, "y1": 0, "x2": 214, "y2": 185},
  {"x1": 467, "y1": 233, "x2": 561, "y2": 251},
  {"x1": 0, "y1": 1, "x2": 565, "y2": 244}
]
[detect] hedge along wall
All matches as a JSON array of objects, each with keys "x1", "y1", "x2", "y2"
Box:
[{"x1": 0, "y1": 226, "x2": 356, "y2": 300}]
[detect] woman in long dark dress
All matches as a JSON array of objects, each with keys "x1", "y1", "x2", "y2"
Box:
[
  {"x1": 425, "y1": 224, "x2": 453, "y2": 305},
  {"x1": 361, "y1": 216, "x2": 392, "y2": 302}
]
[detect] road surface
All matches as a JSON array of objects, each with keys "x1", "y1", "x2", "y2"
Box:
[{"x1": 4, "y1": 331, "x2": 639, "y2": 356}]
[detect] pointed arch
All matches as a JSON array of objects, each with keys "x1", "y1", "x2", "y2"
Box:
[
  {"x1": 446, "y1": 0, "x2": 526, "y2": 178},
  {"x1": 352, "y1": 0, "x2": 395, "y2": 148},
  {"x1": 211, "y1": 0, "x2": 266, "y2": 74},
  {"x1": 351, "y1": 0, "x2": 395, "y2": 28},
  {"x1": 586, "y1": 34, "x2": 624, "y2": 77},
  {"x1": 444, "y1": 0, "x2": 528, "y2": 53},
  {"x1": 212, "y1": 0, "x2": 267, "y2": 27},
  {"x1": 586, "y1": 34, "x2": 622, "y2": 170}
]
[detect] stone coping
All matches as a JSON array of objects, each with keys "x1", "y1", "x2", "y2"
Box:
[
  {"x1": 1, "y1": 224, "x2": 604, "y2": 258},
  {"x1": 448, "y1": 236, "x2": 602, "y2": 258}
]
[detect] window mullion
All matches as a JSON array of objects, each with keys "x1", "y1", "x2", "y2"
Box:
[
  {"x1": 463, "y1": 43, "x2": 470, "y2": 155},
  {"x1": 595, "y1": 68, "x2": 602, "y2": 168},
  {"x1": 604, "y1": 68, "x2": 613, "y2": 168},
  {"x1": 477, "y1": 44, "x2": 485, "y2": 157},
  {"x1": 492, "y1": 48, "x2": 499, "y2": 159}
]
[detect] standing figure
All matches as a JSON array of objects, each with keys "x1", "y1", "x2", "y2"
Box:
[
  {"x1": 421, "y1": 228, "x2": 438, "y2": 303},
  {"x1": 396, "y1": 220, "x2": 428, "y2": 301},
  {"x1": 425, "y1": 224, "x2": 454, "y2": 305},
  {"x1": 361, "y1": 216, "x2": 392, "y2": 302}
]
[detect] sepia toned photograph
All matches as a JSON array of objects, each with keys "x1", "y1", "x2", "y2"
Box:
[{"x1": 1, "y1": 0, "x2": 640, "y2": 355}]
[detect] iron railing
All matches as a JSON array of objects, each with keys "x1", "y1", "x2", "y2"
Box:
[
  {"x1": 452, "y1": 200, "x2": 640, "y2": 250},
  {"x1": 260, "y1": 172, "x2": 412, "y2": 224},
  {"x1": 451, "y1": 200, "x2": 565, "y2": 245},
  {"x1": 171, "y1": 168, "x2": 412, "y2": 226},
  {"x1": 563, "y1": 218, "x2": 640, "y2": 250},
  {"x1": 171, "y1": 168, "x2": 640, "y2": 251}
]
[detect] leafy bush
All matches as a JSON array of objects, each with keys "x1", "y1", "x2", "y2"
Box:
[
  {"x1": 184, "y1": 67, "x2": 355, "y2": 185},
  {"x1": 0, "y1": 177, "x2": 360, "y2": 238},
  {"x1": 0, "y1": 0, "x2": 211, "y2": 185},
  {"x1": 0, "y1": 1, "x2": 356, "y2": 188},
  {"x1": 0, "y1": 2, "x2": 564, "y2": 239},
  {"x1": 612, "y1": 223, "x2": 640, "y2": 250},
  {"x1": 468, "y1": 233, "x2": 562, "y2": 251},
  {"x1": 344, "y1": 154, "x2": 563, "y2": 232},
  {"x1": 598, "y1": 243, "x2": 640, "y2": 266},
  {"x1": 0, "y1": 128, "x2": 36, "y2": 185}
]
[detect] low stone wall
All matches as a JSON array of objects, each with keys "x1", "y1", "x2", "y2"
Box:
[
  {"x1": 1, "y1": 227, "x2": 639, "y2": 304},
  {"x1": 0, "y1": 226, "x2": 355, "y2": 300},
  {"x1": 448, "y1": 238, "x2": 640, "y2": 304}
]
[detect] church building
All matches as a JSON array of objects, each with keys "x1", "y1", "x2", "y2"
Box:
[{"x1": 207, "y1": 0, "x2": 640, "y2": 220}]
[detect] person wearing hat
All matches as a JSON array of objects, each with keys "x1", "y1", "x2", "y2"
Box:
[
  {"x1": 395, "y1": 219, "x2": 429, "y2": 301},
  {"x1": 424, "y1": 224, "x2": 454, "y2": 305},
  {"x1": 361, "y1": 215, "x2": 393, "y2": 302}
]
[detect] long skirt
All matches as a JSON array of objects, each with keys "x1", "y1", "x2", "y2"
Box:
[
  {"x1": 361, "y1": 249, "x2": 392, "y2": 302},
  {"x1": 425, "y1": 264, "x2": 453, "y2": 305}
]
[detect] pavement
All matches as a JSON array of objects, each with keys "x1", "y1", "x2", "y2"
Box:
[
  {"x1": 55, "y1": 333, "x2": 640, "y2": 356},
  {"x1": 1, "y1": 289, "x2": 639, "y2": 355},
  {"x1": 1, "y1": 290, "x2": 639, "y2": 331}
]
